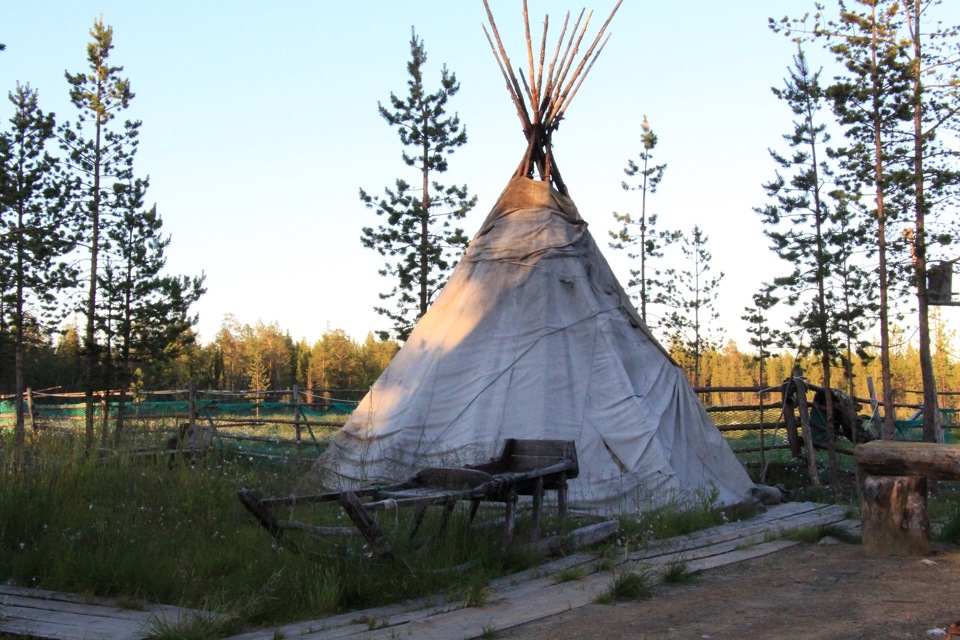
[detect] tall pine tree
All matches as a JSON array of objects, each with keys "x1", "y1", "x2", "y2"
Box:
[
  {"x1": 660, "y1": 225, "x2": 724, "y2": 387},
  {"x1": 757, "y1": 48, "x2": 851, "y2": 484},
  {"x1": 900, "y1": 0, "x2": 960, "y2": 441},
  {"x1": 360, "y1": 29, "x2": 476, "y2": 341},
  {"x1": 824, "y1": 1, "x2": 914, "y2": 438},
  {"x1": 0, "y1": 84, "x2": 75, "y2": 453},
  {"x1": 609, "y1": 115, "x2": 677, "y2": 325},
  {"x1": 61, "y1": 16, "x2": 139, "y2": 450},
  {"x1": 99, "y1": 174, "x2": 204, "y2": 444}
]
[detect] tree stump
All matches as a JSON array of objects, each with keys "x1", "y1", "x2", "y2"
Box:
[{"x1": 860, "y1": 475, "x2": 930, "y2": 557}]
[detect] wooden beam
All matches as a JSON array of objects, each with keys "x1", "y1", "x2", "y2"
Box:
[{"x1": 854, "y1": 441, "x2": 960, "y2": 481}]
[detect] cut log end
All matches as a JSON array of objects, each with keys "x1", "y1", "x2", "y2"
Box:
[{"x1": 861, "y1": 475, "x2": 931, "y2": 557}]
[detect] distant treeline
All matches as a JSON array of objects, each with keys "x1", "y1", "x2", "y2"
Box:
[
  {"x1": 0, "y1": 315, "x2": 398, "y2": 397},
  {"x1": 3, "y1": 312, "x2": 957, "y2": 413}
]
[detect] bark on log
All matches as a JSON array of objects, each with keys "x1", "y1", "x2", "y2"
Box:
[
  {"x1": 531, "y1": 520, "x2": 620, "y2": 556},
  {"x1": 861, "y1": 475, "x2": 930, "y2": 557},
  {"x1": 854, "y1": 441, "x2": 960, "y2": 481}
]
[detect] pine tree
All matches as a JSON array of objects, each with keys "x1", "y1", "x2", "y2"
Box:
[
  {"x1": 741, "y1": 287, "x2": 782, "y2": 388},
  {"x1": 0, "y1": 84, "x2": 75, "y2": 453},
  {"x1": 608, "y1": 116, "x2": 676, "y2": 324},
  {"x1": 99, "y1": 174, "x2": 204, "y2": 444},
  {"x1": 61, "y1": 16, "x2": 139, "y2": 451},
  {"x1": 757, "y1": 47, "x2": 852, "y2": 480},
  {"x1": 360, "y1": 29, "x2": 476, "y2": 341},
  {"x1": 823, "y1": 0, "x2": 914, "y2": 438},
  {"x1": 900, "y1": 0, "x2": 960, "y2": 441},
  {"x1": 660, "y1": 225, "x2": 724, "y2": 387},
  {"x1": 827, "y1": 191, "x2": 877, "y2": 396}
]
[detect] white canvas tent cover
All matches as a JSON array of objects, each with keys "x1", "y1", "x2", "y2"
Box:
[{"x1": 314, "y1": 177, "x2": 755, "y2": 513}]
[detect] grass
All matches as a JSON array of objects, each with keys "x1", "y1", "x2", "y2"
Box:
[
  {"x1": 931, "y1": 483, "x2": 960, "y2": 543},
  {"x1": 661, "y1": 560, "x2": 694, "y2": 584},
  {"x1": 14, "y1": 423, "x2": 927, "y2": 636},
  {"x1": 553, "y1": 566, "x2": 586, "y2": 584},
  {"x1": 147, "y1": 612, "x2": 238, "y2": 640},
  {"x1": 617, "y1": 484, "x2": 758, "y2": 547},
  {"x1": 0, "y1": 429, "x2": 538, "y2": 633},
  {"x1": 595, "y1": 569, "x2": 653, "y2": 604}
]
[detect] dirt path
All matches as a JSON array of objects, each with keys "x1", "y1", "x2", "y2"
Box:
[{"x1": 496, "y1": 540, "x2": 960, "y2": 640}]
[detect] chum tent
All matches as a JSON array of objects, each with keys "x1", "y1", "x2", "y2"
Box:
[{"x1": 310, "y1": 1, "x2": 755, "y2": 513}]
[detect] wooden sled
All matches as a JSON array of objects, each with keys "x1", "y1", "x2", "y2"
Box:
[{"x1": 238, "y1": 438, "x2": 578, "y2": 555}]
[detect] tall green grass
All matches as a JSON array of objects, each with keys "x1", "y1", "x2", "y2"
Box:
[{"x1": 0, "y1": 430, "x2": 535, "y2": 632}]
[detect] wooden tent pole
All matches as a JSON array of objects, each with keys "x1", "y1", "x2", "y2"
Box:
[
  {"x1": 522, "y1": 0, "x2": 538, "y2": 111},
  {"x1": 539, "y1": 12, "x2": 570, "y2": 120}
]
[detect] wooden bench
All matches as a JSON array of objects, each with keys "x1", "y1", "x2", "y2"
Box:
[
  {"x1": 239, "y1": 438, "x2": 578, "y2": 555},
  {"x1": 854, "y1": 441, "x2": 960, "y2": 556}
]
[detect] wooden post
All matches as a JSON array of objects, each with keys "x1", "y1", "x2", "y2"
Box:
[
  {"x1": 867, "y1": 377, "x2": 887, "y2": 439},
  {"x1": 530, "y1": 476, "x2": 544, "y2": 542},
  {"x1": 292, "y1": 384, "x2": 302, "y2": 451},
  {"x1": 793, "y1": 373, "x2": 821, "y2": 486},
  {"x1": 503, "y1": 493, "x2": 517, "y2": 544},
  {"x1": 339, "y1": 491, "x2": 390, "y2": 555},
  {"x1": 557, "y1": 472, "x2": 568, "y2": 533},
  {"x1": 100, "y1": 391, "x2": 109, "y2": 446},
  {"x1": 437, "y1": 500, "x2": 456, "y2": 535},
  {"x1": 758, "y1": 389, "x2": 767, "y2": 483},
  {"x1": 861, "y1": 476, "x2": 930, "y2": 556},
  {"x1": 783, "y1": 394, "x2": 801, "y2": 458},
  {"x1": 188, "y1": 382, "x2": 197, "y2": 430},
  {"x1": 25, "y1": 387, "x2": 36, "y2": 432}
]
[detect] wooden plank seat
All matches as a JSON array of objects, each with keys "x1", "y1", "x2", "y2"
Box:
[{"x1": 238, "y1": 438, "x2": 578, "y2": 555}]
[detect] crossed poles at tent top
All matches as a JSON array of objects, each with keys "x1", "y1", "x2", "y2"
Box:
[{"x1": 481, "y1": 0, "x2": 623, "y2": 197}]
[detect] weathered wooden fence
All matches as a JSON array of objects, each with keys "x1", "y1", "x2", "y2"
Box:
[{"x1": 2, "y1": 384, "x2": 956, "y2": 469}]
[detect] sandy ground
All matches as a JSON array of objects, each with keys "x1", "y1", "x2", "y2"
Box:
[{"x1": 496, "y1": 540, "x2": 960, "y2": 640}]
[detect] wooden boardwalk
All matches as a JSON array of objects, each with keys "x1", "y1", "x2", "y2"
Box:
[
  {"x1": 0, "y1": 585, "x2": 218, "y2": 640},
  {"x1": 228, "y1": 501, "x2": 851, "y2": 640},
  {"x1": 0, "y1": 502, "x2": 850, "y2": 639}
]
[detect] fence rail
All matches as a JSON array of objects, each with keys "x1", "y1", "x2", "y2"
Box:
[{"x1": 2, "y1": 384, "x2": 957, "y2": 470}]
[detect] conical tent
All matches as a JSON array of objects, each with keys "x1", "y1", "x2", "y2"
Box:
[{"x1": 311, "y1": 1, "x2": 754, "y2": 513}]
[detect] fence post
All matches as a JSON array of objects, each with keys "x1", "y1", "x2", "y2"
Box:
[
  {"x1": 293, "y1": 384, "x2": 302, "y2": 450},
  {"x1": 758, "y1": 388, "x2": 766, "y2": 483},
  {"x1": 188, "y1": 382, "x2": 197, "y2": 430},
  {"x1": 26, "y1": 387, "x2": 36, "y2": 431},
  {"x1": 100, "y1": 391, "x2": 109, "y2": 446},
  {"x1": 792, "y1": 369, "x2": 821, "y2": 487}
]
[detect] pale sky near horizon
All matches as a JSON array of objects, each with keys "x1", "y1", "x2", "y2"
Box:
[{"x1": 2, "y1": 1, "x2": 958, "y2": 349}]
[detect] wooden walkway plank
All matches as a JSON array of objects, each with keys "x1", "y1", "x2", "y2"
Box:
[
  {"x1": 229, "y1": 502, "x2": 848, "y2": 640},
  {"x1": 349, "y1": 540, "x2": 805, "y2": 640},
  {"x1": 0, "y1": 503, "x2": 847, "y2": 640},
  {"x1": 0, "y1": 584, "x2": 221, "y2": 640}
]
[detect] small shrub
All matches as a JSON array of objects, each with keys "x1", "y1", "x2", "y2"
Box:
[
  {"x1": 462, "y1": 578, "x2": 494, "y2": 608},
  {"x1": 661, "y1": 560, "x2": 694, "y2": 584},
  {"x1": 147, "y1": 612, "x2": 237, "y2": 640},
  {"x1": 627, "y1": 484, "x2": 757, "y2": 543},
  {"x1": 783, "y1": 525, "x2": 823, "y2": 544},
  {"x1": 596, "y1": 569, "x2": 652, "y2": 604},
  {"x1": 553, "y1": 566, "x2": 586, "y2": 584}
]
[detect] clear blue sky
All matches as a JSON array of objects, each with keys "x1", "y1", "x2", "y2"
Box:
[{"x1": 2, "y1": 1, "x2": 957, "y2": 348}]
